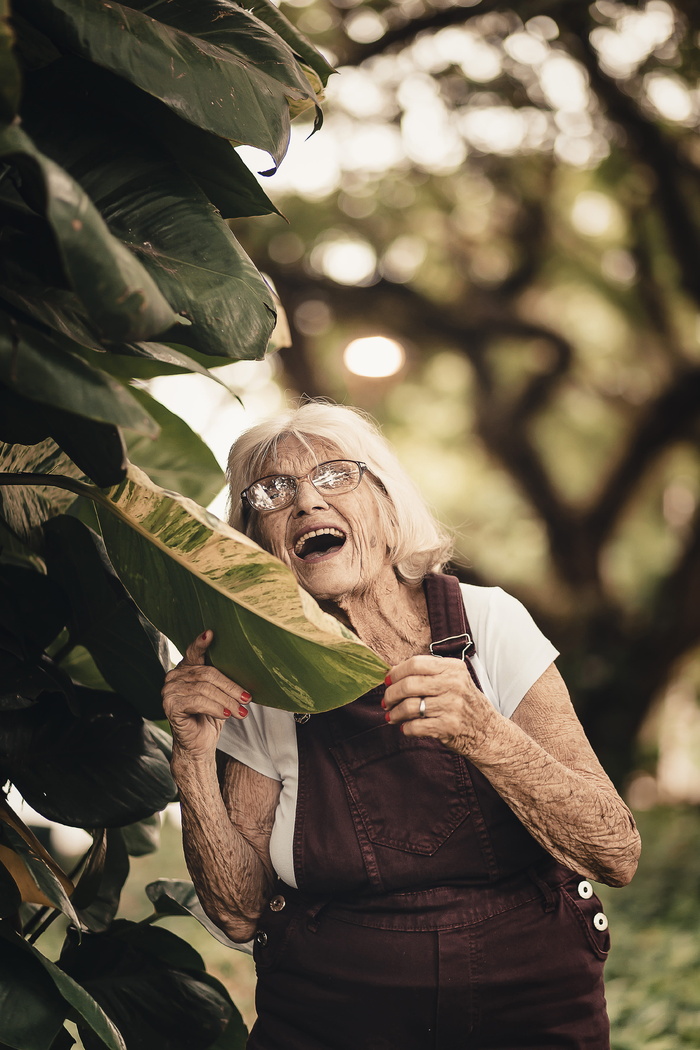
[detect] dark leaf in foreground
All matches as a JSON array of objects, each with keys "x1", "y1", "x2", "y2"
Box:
[
  {"x1": 43, "y1": 516, "x2": 168, "y2": 720},
  {"x1": 59, "y1": 921, "x2": 247, "y2": 1050},
  {"x1": 0, "y1": 687, "x2": 175, "y2": 827}
]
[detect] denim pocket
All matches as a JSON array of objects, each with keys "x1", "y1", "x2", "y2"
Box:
[{"x1": 330, "y1": 725, "x2": 470, "y2": 855}]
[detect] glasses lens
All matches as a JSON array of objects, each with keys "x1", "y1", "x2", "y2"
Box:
[
  {"x1": 248, "y1": 475, "x2": 296, "y2": 510},
  {"x1": 312, "y1": 461, "x2": 361, "y2": 494}
]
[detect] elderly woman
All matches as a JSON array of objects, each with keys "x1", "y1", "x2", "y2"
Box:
[{"x1": 163, "y1": 401, "x2": 640, "y2": 1050}]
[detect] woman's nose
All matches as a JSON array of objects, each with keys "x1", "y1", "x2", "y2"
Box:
[{"x1": 293, "y1": 479, "x2": 329, "y2": 514}]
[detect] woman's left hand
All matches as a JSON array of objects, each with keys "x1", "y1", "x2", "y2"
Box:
[{"x1": 383, "y1": 655, "x2": 499, "y2": 754}]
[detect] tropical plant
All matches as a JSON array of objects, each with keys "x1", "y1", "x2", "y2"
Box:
[{"x1": 0, "y1": 0, "x2": 334, "y2": 1046}]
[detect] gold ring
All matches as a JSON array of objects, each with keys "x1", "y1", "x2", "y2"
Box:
[{"x1": 418, "y1": 698, "x2": 427, "y2": 718}]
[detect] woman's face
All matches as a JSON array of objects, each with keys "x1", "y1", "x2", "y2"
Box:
[{"x1": 250, "y1": 437, "x2": 392, "y2": 603}]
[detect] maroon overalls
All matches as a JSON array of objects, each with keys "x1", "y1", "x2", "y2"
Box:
[{"x1": 248, "y1": 575, "x2": 611, "y2": 1050}]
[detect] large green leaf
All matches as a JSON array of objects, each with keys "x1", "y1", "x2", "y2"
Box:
[
  {"x1": 0, "y1": 687, "x2": 176, "y2": 827},
  {"x1": 0, "y1": 935, "x2": 67, "y2": 1050},
  {"x1": 243, "y1": 0, "x2": 334, "y2": 88},
  {"x1": 77, "y1": 343, "x2": 233, "y2": 385},
  {"x1": 95, "y1": 466, "x2": 388, "y2": 711},
  {"x1": 72, "y1": 829, "x2": 130, "y2": 934},
  {"x1": 20, "y1": 61, "x2": 276, "y2": 360},
  {"x1": 146, "y1": 878, "x2": 239, "y2": 949},
  {"x1": 120, "y1": 812, "x2": 161, "y2": 857},
  {"x1": 81, "y1": 63, "x2": 282, "y2": 221},
  {"x1": 0, "y1": 824, "x2": 81, "y2": 930},
  {"x1": 0, "y1": 930, "x2": 127, "y2": 1050},
  {"x1": 59, "y1": 920, "x2": 247, "y2": 1050},
  {"x1": 0, "y1": 315, "x2": 158, "y2": 437},
  {"x1": 43, "y1": 516, "x2": 168, "y2": 720},
  {"x1": 0, "y1": 440, "x2": 81, "y2": 544},
  {"x1": 24, "y1": 0, "x2": 320, "y2": 167},
  {"x1": 0, "y1": 466, "x2": 388, "y2": 711},
  {"x1": 0, "y1": 387, "x2": 129, "y2": 490},
  {"x1": 0, "y1": 124, "x2": 180, "y2": 343},
  {"x1": 125, "y1": 388, "x2": 225, "y2": 507}
]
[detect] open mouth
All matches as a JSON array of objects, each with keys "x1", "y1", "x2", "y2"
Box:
[{"x1": 294, "y1": 527, "x2": 347, "y2": 562}]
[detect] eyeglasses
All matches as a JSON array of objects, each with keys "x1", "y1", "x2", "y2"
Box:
[{"x1": 241, "y1": 460, "x2": 367, "y2": 513}]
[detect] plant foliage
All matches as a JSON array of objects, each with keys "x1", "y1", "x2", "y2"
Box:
[{"x1": 0, "y1": 0, "x2": 332, "y2": 1045}]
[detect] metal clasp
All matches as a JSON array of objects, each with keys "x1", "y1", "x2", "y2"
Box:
[{"x1": 429, "y1": 633, "x2": 475, "y2": 661}]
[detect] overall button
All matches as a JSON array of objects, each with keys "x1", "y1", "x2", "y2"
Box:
[
  {"x1": 255, "y1": 930, "x2": 268, "y2": 947},
  {"x1": 577, "y1": 880, "x2": 593, "y2": 899},
  {"x1": 593, "y1": 912, "x2": 608, "y2": 932},
  {"x1": 269, "y1": 895, "x2": 286, "y2": 912}
]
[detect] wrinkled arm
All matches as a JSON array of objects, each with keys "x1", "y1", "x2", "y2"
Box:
[
  {"x1": 386, "y1": 657, "x2": 641, "y2": 886},
  {"x1": 173, "y1": 749, "x2": 280, "y2": 942},
  {"x1": 476, "y1": 663, "x2": 640, "y2": 885}
]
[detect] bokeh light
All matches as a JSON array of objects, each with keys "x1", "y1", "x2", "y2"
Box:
[{"x1": 343, "y1": 336, "x2": 406, "y2": 377}]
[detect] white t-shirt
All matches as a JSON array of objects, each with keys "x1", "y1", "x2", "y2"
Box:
[{"x1": 217, "y1": 583, "x2": 559, "y2": 889}]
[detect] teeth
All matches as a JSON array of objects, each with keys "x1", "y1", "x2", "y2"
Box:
[{"x1": 294, "y1": 527, "x2": 345, "y2": 555}]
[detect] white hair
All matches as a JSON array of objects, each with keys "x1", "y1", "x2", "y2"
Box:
[{"x1": 225, "y1": 401, "x2": 453, "y2": 586}]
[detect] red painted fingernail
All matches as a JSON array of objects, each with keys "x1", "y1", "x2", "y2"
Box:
[
  {"x1": 400, "y1": 724, "x2": 405, "y2": 734},
  {"x1": 384, "y1": 712, "x2": 391, "y2": 723},
  {"x1": 223, "y1": 708, "x2": 231, "y2": 717},
  {"x1": 384, "y1": 674, "x2": 392, "y2": 686},
  {"x1": 201, "y1": 630, "x2": 210, "y2": 641},
  {"x1": 380, "y1": 697, "x2": 386, "y2": 709},
  {"x1": 240, "y1": 691, "x2": 252, "y2": 702},
  {"x1": 238, "y1": 705, "x2": 248, "y2": 717}
]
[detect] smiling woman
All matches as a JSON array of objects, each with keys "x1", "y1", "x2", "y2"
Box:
[{"x1": 162, "y1": 399, "x2": 641, "y2": 1050}]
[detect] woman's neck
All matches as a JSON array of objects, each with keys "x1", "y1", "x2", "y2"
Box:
[{"x1": 320, "y1": 570, "x2": 431, "y2": 666}]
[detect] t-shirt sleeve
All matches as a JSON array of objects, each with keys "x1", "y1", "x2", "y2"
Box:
[
  {"x1": 464, "y1": 585, "x2": 559, "y2": 719},
  {"x1": 216, "y1": 705, "x2": 282, "y2": 782}
]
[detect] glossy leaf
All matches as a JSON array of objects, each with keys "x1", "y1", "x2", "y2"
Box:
[
  {"x1": 0, "y1": 386, "x2": 128, "y2": 490},
  {"x1": 0, "y1": 687, "x2": 176, "y2": 827},
  {"x1": 0, "y1": 934, "x2": 67, "y2": 1050},
  {"x1": 57, "y1": 646, "x2": 112, "y2": 692},
  {"x1": 20, "y1": 61, "x2": 276, "y2": 360},
  {"x1": 146, "y1": 878, "x2": 239, "y2": 949},
  {"x1": 59, "y1": 920, "x2": 247, "y2": 1050},
  {"x1": 80, "y1": 64, "x2": 282, "y2": 221},
  {"x1": 0, "y1": 314, "x2": 158, "y2": 438},
  {"x1": 43, "y1": 516, "x2": 168, "y2": 721},
  {"x1": 243, "y1": 0, "x2": 334, "y2": 87},
  {"x1": 0, "y1": 123, "x2": 180, "y2": 342},
  {"x1": 120, "y1": 812, "x2": 161, "y2": 857},
  {"x1": 28, "y1": 0, "x2": 319, "y2": 167},
  {"x1": 91, "y1": 465, "x2": 388, "y2": 712},
  {"x1": 76, "y1": 342, "x2": 233, "y2": 385},
  {"x1": 0, "y1": 930, "x2": 126, "y2": 1050},
  {"x1": 0, "y1": 440, "x2": 80, "y2": 542},
  {"x1": 0, "y1": 823, "x2": 80, "y2": 929},
  {"x1": 72, "y1": 829, "x2": 129, "y2": 934},
  {"x1": 126, "y1": 388, "x2": 225, "y2": 508}
]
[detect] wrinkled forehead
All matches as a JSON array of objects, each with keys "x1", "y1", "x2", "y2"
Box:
[{"x1": 259, "y1": 435, "x2": 346, "y2": 477}]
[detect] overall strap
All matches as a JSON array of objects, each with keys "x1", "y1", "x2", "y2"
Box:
[{"x1": 423, "y1": 574, "x2": 482, "y2": 689}]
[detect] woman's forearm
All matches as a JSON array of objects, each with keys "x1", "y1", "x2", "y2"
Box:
[
  {"x1": 465, "y1": 680, "x2": 640, "y2": 886},
  {"x1": 172, "y1": 748, "x2": 277, "y2": 942}
]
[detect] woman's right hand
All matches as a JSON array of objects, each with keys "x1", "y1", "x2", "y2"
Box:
[{"x1": 162, "y1": 629, "x2": 252, "y2": 761}]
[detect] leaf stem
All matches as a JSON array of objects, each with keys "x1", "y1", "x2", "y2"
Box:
[{"x1": 0, "y1": 473, "x2": 104, "y2": 503}]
